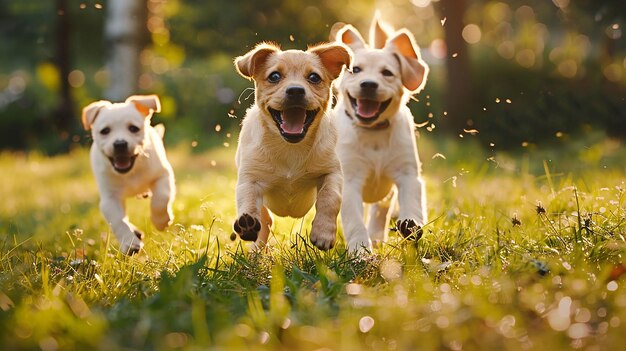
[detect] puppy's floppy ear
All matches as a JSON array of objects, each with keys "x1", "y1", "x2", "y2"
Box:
[
  {"x1": 337, "y1": 25, "x2": 366, "y2": 51},
  {"x1": 81, "y1": 100, "x2": 110, "y2": 130},
  {"x1": 385, "y1": 30, "x2": 429, "y2": 92},
  {"x1": 369, "y1": 11, "x2": 391, "y2": 49},
  {"x1": 309, "y1": 43, "x2": 352, "y2": 80},
  {"x1": 126, "y1": 94, "x2": 161, "y2": 118},
  {"x1": 235, "y1": 43, "x2": 279, "y2": 79}
]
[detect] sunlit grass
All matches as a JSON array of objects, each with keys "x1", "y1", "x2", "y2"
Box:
[{"x1": 1, "y1": 132, "x2": 626, "y2": 350}]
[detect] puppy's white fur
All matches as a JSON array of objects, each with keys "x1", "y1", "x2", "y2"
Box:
[
  {"x1": 233, "y1": 42, "x2": 351, "y2": 250},
  {"x1": 332, "y1": 18, "x2": 429, "y2": 252},
  {"x1": 82, "y1": 95, "x2": 175, "y2": 254}
]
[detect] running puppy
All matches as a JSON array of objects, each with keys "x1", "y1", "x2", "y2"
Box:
[
  {"x1": 332, "y1": 17, "x2": 429, "y2": 252},
  {"x1": 82, "y1": 95, "x2": 175, "y2": 254},
  {"x1": 233, "y1": 42, "x2": 351, "y2": 250}
]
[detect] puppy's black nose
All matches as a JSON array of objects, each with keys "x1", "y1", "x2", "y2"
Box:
[
  {"x1": 360, "y1": 80, "x2": 379, "y2": 90},
  {"x1": 113, "y1": 140, "x2": 128, "y2": 152},
  {"x1": 286, "y1": 86, "x2": 306, "y2": 97}
]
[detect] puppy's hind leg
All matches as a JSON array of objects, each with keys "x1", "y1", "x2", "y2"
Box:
[
  {"x1": 257, "y1": 206, "x2": 272, "y2": 246},
  {"x1": 150, "y1": 174, "x2": 175, "y2": 231},
  {"x1": 367, "y1": 188, "x2": 397, "y2": 246},
  {"x1": 247, "y1": 206, "x2": 272, "y2": 251},
  {"x1": 100, "y1": 196, "x2": 143, "y2": 255},
  {"x1": 341, "y1": 179, "x2": 371, "y2": 253}
]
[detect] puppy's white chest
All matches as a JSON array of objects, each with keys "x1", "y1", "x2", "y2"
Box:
[
  {"x1": 357, "y1": 130, "x2": 394, "y2": 167},
  {"x1": 361, "y1": 135, "x2": 388, "y2": 152}
]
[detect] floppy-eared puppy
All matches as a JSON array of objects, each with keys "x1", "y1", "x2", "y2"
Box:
[
  {"x1": 233, "y1": 42, "x2": 351, "y2": 250},
  {"x1": 331, "y1": 17, "x2": 429, "y2": 252},
  {"x1": 82, "y1": 95, "x2": 175, "y2": 254}
]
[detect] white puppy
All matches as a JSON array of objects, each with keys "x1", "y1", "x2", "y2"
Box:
[
  {"x1": 82, "y1": 95, "x2": 175, "y2": 254},
  {"x1": 232, "y1": 42, "x2": 351, "y2": 250},
  {"x1": 332, "y1": 19, "x2": 429, "y2": 252}
]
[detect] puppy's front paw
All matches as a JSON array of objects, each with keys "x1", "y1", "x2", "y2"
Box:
[
  {"x1": 233, "y1": 213, "x2": 261, "y2": 241},
  {"x1": 395, "y1": 219, "x2": 423, "y2": 240},
  {"x1": 310, "y1": 220, "x2": 336, "y2": 251}
]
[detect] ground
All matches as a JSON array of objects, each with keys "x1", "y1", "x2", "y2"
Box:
[{"x1": 1, "y1": 131, "x2": 626, "y2": 350}]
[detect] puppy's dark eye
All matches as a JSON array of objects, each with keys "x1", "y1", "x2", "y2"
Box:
[
  {"x1": 352, "y1": 66, "x2": 362, "y2": 74},
  {"x1": 307, "y1": 72, "x2": 321, "y2": 84},
  {"x1": 382, "y1": 69, "x2": 394, "y2": 77},
  {"x1": 268, "y1": 71, "x2": 281, "y2": 83},
  {"x1": 100, "y1": 127, "x2": 110, "y2": 135},
  {"x1": 128, "y1": 125, "x2": 140, "y2": 133}
]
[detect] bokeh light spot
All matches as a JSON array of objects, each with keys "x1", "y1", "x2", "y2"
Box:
[
  {"x1": 516, "y1": 49, "x2": 536, "y2": 68},
  {"x1": 359, "y1": 316, "x2": 375, "y2": 333},
  {"x1": 462, "y1": 24, "x2": 482, "y2": 44},
  {"x1": 603, "y1": 63, "x2": 622, "y2": 82},
  {"x1": 558, "y1": 59, "x2": 578, "y2": 78},
  {"x1": 67, "y1": 69, "x2": 85, "y2": 88},
  {"x1": 429, "y1": 39, "x2": 446, "y2": 59}
]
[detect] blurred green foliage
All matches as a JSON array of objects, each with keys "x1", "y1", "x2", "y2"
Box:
[{"x1": 0, "y1": 0, "x2": 625, "y2": 153}]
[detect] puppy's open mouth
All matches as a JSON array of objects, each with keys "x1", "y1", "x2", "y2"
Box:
[
  {"x1": 268, "y1": 107, "x2": 319, "y2": 143},
  {"x1": 108, "y1": 154, "x2": 137, "y2": 174},
  {"x1": 348, "y1": 94, "x2": 392, "y2": 123}
]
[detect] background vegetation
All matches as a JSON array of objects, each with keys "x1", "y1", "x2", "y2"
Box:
[{"x1": 1, "y1": 0, "x2": 625, "y2": 153}]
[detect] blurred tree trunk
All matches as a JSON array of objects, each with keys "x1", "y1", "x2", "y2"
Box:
[
  {"x1": 105, "y1": 0, "x2": 148, "y2": 101},
  {"x1": 434, "y1": 0, "x2": 475, "y2": 134},
  {"x1": 52, "y1": 0, "x2": 73, "y2": 145}
]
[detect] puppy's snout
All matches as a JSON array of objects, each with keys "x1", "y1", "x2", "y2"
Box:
[
  {"x1": 286, "y1": 86, "x2": 306, "y2": 97},
  {"x1": 360, "y1": 80, "x2": 379, "y2": 91},
  {"x1": 113, "y1": 140, "x2": 128, "y2": 152}
]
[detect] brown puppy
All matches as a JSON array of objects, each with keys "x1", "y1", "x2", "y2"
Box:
[{"x1": 233, "y1": 42, "x2": 351, "y2": 250}]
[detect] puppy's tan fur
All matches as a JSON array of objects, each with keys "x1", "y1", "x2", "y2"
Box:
[
  {"x1": 331, "y1": 17, "x2": 429, "y2": 252},
  {"x1": 233, "y1": 42, "x2": 351, "y2": 250},
  {"x1": 82, "y1": 95, "x2": 175, "y2": 254}
]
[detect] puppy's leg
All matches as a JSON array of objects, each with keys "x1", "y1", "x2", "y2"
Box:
[
  {"x1": 310, "y1": 171, "x2": 342, "y2": 250},
  {"x1": 100, "y1": 196, "x2": 143, "y2": 255},
  {"x1": 341, "y1": 178, "x2": 371, "y2": 253},
  {"x1": 233, "y1": 179, "x2": 264, "y2": 242},
  {"x1": 257, "y1": 206, "x2": 272, "y2": 245},
  {"x1": 393, "y1": 170, "x2": 427, "y2": 240},
  {"x1": 247, "y1": 206, "x2": 273, "y2": 251},
  {"x1": 150, "y1": 174, "x2": 175, "y2": 231},
  {"x1": 367, "y1": 188, "x2": 397, "y2": 246}
]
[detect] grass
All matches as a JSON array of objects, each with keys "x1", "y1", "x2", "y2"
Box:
[{"x1": 1, "y1": 131, "x2": 626, "y2": 350}]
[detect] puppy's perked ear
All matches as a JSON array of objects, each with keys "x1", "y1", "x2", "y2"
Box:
[
  {"x1": 235, "y1": 43, "x2": 280, "y2": 79},
  {"x1": 81, "y1": 101, "x2": 110, "y2": 131},
  {"x1": 337, "y1": 25, "x2": 366, "y2": 51},
  {"x1": 369, "y1": 12, "x2": 391, "y2": 49},
  {"x1": 126, "y1": 94, "x2": 161, "y2": 118},
  {"x1": 328, "y1": 22, "x2": 347, "y2": 42},
  {"x1": 309, "y1": 43, "x2": 352, "y2": 80},
  {"x1": 386, "y1": 30, "x2": 429, "y2": 92}
]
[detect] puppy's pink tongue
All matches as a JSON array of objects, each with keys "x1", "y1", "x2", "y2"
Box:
[
  {"x1": 113, "y1": 156, "x2": 131, "y2": 169},
  {"x1": 356, "y1": 99, "x2": 381, "y2": 118},
  {"x1": 280, "y1": 108, "x2": 306, "y2": 134}
]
